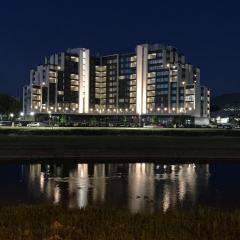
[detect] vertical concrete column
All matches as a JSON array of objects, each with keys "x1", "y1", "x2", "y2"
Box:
[
  {"x1": 79, "y1": 48, "x2": 90, "y2": 113},
  {"x1": 136, "y1": 44, "x2": 148, "y2": 114}
]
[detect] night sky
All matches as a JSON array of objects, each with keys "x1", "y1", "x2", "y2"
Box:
[{"x1": 1, "y1": 0, "x2": 239, "y2": 98}]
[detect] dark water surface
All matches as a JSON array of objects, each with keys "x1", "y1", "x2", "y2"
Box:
[{"x1": 0, "y1": 163, "x2": 239, "y2": 213}]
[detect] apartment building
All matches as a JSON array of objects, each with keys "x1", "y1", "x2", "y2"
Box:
[
  {"x1": 23, "y1": 48, "x2": 90, "y2": 114},
  {"x1": 23, "y1": 44, "x2": 210, "y2": 124}
]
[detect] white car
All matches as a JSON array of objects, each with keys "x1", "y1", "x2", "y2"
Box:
[
  {"x1": 27, "y1": 122, "x2": 40, "y2": 127},
  {"x1": 27, "y1": 122, "x2": 48, "y2": 127}
]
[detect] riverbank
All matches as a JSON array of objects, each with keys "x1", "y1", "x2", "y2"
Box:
[
  {"x1": 0, "y1": 126, "x2": 240, "y2": 136},
  {"x1": 0, "y1": 205, "x2": 239, "y2": 240},
  {"x1": 0, "y1": 134, "x2": 240, "y2": 163}
]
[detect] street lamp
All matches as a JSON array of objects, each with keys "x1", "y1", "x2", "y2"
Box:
[
  {"x1": 9, "y1": 113, "x2": 14, "y2": 127},
  {"x1": 30, "y1": 111, "x2": 35, "y2": 122}
]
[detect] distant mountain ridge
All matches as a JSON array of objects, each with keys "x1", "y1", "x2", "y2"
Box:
[{"x1": 211, "y1": 93, "x2": 240, "y2": 108}]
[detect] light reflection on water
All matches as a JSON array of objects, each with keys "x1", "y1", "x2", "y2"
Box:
[{"x1": 15, "y1": 163, "x2": 211, "y2": 213}]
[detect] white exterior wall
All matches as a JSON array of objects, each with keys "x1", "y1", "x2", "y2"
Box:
[
  {"x1": 77, "y1": 48, "x2": 90, "y2": 113},
  {"x1": 193, "y1": 69, "x2": 201, "y2": 117},
  {"x1": 136, "y1": 44, "x2": 148, "y2": 114}
]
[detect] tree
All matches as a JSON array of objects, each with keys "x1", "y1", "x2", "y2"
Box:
[
  {"x1": 90, "y1": 117, "x2": 97, "y2": 126},
  {"x1": 123, "y1": 116, "x2": 128, "y2": 125},
  {"x1": 152, "y1": 115, "x2": 158, "y2": 125},
  {"x1": 173, "y1": 115, "x2": 185, "y2": 126},
  {"x1": 59, "y1": 115, "x2": 67, "y2": 126},
  {"x1": 0, "y1": 94, "x2": 21, "y2": 115}
]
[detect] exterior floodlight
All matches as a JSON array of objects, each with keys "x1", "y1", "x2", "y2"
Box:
[{"x1": 30, "y1": 112, "x2": 35, "y2": 116}]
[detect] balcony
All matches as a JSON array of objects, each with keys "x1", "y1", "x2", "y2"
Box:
[
  {"x1": 49, "y1": 78, "x2": 57, "y2": 83},
  {"x1": 147, "y1": 85, "x2": 155, "y2": 91},
  {"x1": 130, "y1": 86, "x2": 136, "y2": 92},
  {"x1": 130, "y1": 80, "x2": 136, "y2": 86},
  {"x1": 70, "y1": 74, "x2": 79, "y2": 80},
  {"x1": 148, "y1": 53, "x2": 156, "y2": 60},
  {"x1": 70, "y1": 56, "x2": 79, "y2": 62},
  {"x1": 70, "y1": 86, "x2": 79, "y2": 92},
  {"x1": 71, "y1": 80, "x2": 79, "y2": 86}
]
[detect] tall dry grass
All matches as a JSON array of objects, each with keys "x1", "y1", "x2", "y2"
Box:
[{"x1": 0, "y1": 205, "x2": 239, "y2": 240}]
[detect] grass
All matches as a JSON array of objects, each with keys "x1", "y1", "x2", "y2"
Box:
[
  {"x1": 0, "y1": 134, "x2": 240, "y2": 162},
  {"x1": 0, "y1": 127, "x2": 240, "y2": 163},
  {"x1": 0, "y1": 205, "x2": 239, "y2": 240},
  {"x1": 0, "y1": 126, "x2": 240, "y2": 136}
]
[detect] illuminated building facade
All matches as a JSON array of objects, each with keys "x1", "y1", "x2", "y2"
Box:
[
  {"x1": 23, "y1": 48, "x2": 90, "y2": 115},
  {"x1": 23, "y1": 44, "x2": 210, "y2": 124}
]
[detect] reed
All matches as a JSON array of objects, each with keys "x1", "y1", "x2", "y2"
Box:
[{"x1": 0, "y1": 205, "x2": 239, "y2": 240}]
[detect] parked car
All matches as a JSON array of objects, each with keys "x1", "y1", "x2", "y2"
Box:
[
  {"x1": 14, "y1": 122, "x2": 22, "y2": 127},
  {"x1": 143, "y1": 124, "x2": 162, "y2": 128},
  {"x1": 27, "y1": 122, "x2": 48, "y2": 127},
  {"x1": 217, "y1": 123, "x2": 233, "y2": 129},
  {"x1": 208, "y1": 124, "x2": 218, "y2": 128}
]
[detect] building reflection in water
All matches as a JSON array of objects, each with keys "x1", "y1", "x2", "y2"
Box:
[
  {"x1": 128, "y1": 163, "x2": 155, "y2": 213},
  {"x1": 23, "y1": 163, "x2": 209, "y2": 212},
  {"x1": 69, "y1": 164, "x2": 89, "y2": 208}
]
